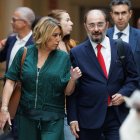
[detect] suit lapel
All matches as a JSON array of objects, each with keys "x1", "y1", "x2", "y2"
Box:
[
  {"x1": 108, "y1": 40, "x2": 117, "y2": 79},
  {"x1": 85, "y1": 40, "x2": 107, "y2": 78},
  {"x1": 107, "y1": 28, "x2": 114, "y2": 39},
  {"x1": 129, "y1": 27, "x2": 137, "y2": 53},
  {"x1": 25, "y1": 35, "x2": 33, "y2": 46}
]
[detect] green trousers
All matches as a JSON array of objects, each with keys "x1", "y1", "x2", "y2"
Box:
[{"x1": 16, "y1": 115, "x2": 64, "y2": 140}]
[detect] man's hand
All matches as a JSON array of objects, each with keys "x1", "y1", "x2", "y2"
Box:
[
  {"x1": 70, "y1": 121, "x2": 80, "y2": 138},
  {"x1": 112, "y1": 93, "x2": 125, "y2": 106},
  {"x1": 0, "y1": 111, "x2": 11, "y2": 130}
]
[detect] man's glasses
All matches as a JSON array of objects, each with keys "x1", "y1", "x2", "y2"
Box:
[
  {"x1": 11, "y1": 17, "x2": 25, "y2": 22},
  {"x1": 87, "y1": 22, "x2": 106, "y2": 29}
]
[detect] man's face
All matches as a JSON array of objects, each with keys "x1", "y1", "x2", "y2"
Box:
[
  {"x1": 11, "y1": 11, "x2": 27, "y2": 33},
  {"x1": 110, "y1": 4, "x2": 132, "y2": 31},
  {"x1": 84, "y1": 10, "x2": 108, "y2": 44}
]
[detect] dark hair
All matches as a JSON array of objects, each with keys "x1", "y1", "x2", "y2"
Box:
[
  {"x1": 84, "y1": 9, "x2": 109, "y2": 23},
  {"x1": 31, "y1": 16, "x2": 42, "y2": 30},
  {"x1": 109, "y1": 0, "x2": 132, "y2": 10}
]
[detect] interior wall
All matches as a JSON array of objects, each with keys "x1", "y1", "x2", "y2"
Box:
[
  {"x1": 0, "y1": 0, "x2": 140, "y2": 41},
  {"x1": 0, "y1": 0, "x2": 24, "y2": 38}
]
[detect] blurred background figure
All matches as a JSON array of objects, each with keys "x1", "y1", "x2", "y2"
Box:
[
  {"x1": 136, "y1": 17, "x2": 140, "y2": 29},
  {"x1": 0, "y1": 7, "x2": 35, "y2": 72},
  {"x1": 0, "y1": 6, "x2": 35, "y2": 140},
  {"x1": 107, "y1": 0, "x2": 140, "y2": 89},
  {"x1": 120, "y1": 90, "x2": 140, "y2": 140},
  {"x1": 48, "y1": 9, "x2": 76, "y2": 140}
]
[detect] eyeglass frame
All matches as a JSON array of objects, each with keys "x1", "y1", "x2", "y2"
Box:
[
  {"x1": 11, "y1": 17, "x2": 26, "y2": 23},
  {"x1": 86, "y1": 22, "x2": 106, "y2": 30}
]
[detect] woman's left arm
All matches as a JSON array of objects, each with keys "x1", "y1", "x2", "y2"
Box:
[{"x1": 65, "y1": 67, "x2": 82, "y2": 96}]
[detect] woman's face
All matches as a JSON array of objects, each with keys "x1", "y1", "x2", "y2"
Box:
[
  {"x1": 46, "y1": 27, "x2": 62, "y2": 51},
  {"x1": 60, "y1": 12, "x2": 73, "y2": 36}
]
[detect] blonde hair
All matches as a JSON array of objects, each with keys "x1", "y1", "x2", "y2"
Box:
[{"x1": 33, "y1": 16, "x2": 62, "y2": 49}]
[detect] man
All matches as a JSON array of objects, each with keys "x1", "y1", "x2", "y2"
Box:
[
  {"x1": 107, "y1": 0, "x2": 140, "y2": 87},
  {"x1": 67, "y1": 9, "x2": 139, "y2": 140},
  {"x1": 0, "y1": 7, "x2": 35, "y2": 140},
  {"x1": 0, "y1": 7, "x2": 35, "y2": 71}
]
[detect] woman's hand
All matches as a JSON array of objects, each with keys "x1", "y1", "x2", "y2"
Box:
[
  {"x1": 70, "y1": 66, "x2": 82, "y2": 81},
  {"x1": 65, "y1": 67, "x2": 82, "y2": 96},
  {"x1": 0, "y1": 109, "x2": 11, "y2": 130}
]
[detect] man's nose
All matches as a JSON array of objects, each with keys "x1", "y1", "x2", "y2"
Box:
[
  {"x1": 118, "y1": 13, "x2": 122, "y2": 19},
  {"x1": 94, "y1": 25, "x2": 99, "y2": 31}
]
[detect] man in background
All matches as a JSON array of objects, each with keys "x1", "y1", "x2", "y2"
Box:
[
  {"x1": 0, "y1": 7, "x2": 35, "y2": 140},
  {"x1": 0, "y1": 7, "x2": 35, "y2": 71},
  {"x1": 107, "y1": 0, "x2": 140, "y2": 88}
]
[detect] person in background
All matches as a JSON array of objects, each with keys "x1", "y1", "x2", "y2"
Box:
[
  {"x1": 0, "y1": 7, "x2": 35, "y2": 72},
  {"x1": 107, "y1": 0, "x2": 140, "y2": 88},
  {"x1": 0, "y1": 16, "x2": 82, "y2": 140},
  {"x1": 48, "y1": 9, "x2": 76, "y2": 140},
  {"x1": 67, "y1": 9, "x2": 139, "y2": 140},
  {"x1": 120, "y1": 90, "x2": 140, "y2": 140},
  {"x1": 0, "y1": 7, "x2": 35, "y2": 140},
  {"x1": 136, "y1": 17, "x2": 140, "y2": 29}
]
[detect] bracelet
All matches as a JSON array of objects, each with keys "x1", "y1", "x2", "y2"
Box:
[{"x1": 1, "y1": 106, "x2": 8, "y2": 112}]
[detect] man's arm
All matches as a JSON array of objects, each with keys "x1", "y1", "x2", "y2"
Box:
[{"x1": 114, "y1": 42, "x2": 139, "y2": 103}]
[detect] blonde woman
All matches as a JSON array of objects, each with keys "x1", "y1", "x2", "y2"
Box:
[{"x1": 0, "y1": 17, "x2": 81, "y2": 140}]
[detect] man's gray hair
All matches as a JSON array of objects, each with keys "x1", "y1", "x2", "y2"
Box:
[
  {"x1": 15, "y1": 7, "x2": 35, "y2": 27},
  {"x1": 109, "y1": 0, "x2": 132, "y2": 10}
]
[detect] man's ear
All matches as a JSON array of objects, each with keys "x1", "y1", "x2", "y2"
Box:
[
  {"x1": 110, "y1": 11, "x2": 113, "y2": 18},
  {"x1": 129, "y1": 10, "x2": 133, "y2": 19},
  {"x1": 84, "y1": 23, "x2": 87, "y2": 32},
  {"x1": 106, "y1": 21, "x2": 109, "y2": 29}
]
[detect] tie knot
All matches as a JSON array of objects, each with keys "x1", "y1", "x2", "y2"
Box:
[
  {"x1": 117, "y1": 32, "x2": 123, "y2": 39},
  {"x1": 97, "y1": 44, "x2": 102, "y2": 51}
]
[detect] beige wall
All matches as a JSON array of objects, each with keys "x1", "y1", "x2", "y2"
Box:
[
  {"x1": 0, "y1": 0, "x2": 140, "y2": 40},
  {"x1": 0, "y1": 0, "x2": 23, "y2": 38}
]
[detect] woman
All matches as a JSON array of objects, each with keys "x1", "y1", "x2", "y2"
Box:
[
  {"x1": 48, "y1": 9, "x2": 77, "y2": 140},
  {"x1": 48, "y1": 9, "x2": 76, "y2": 53},
  {"x1": 0, "y1": 17, "x2": 81, "y2": 140}
]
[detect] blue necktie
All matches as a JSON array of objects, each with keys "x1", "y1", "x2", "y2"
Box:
[{"x1": 117, "y1": 32, "x2": 123, "y2": 39}]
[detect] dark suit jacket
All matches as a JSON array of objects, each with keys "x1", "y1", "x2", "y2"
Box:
[
  {"x1": 107, "y1": 27, "x2": 140, "y2": 87},
  {"x1": 67, "y1": 39, "x2": 139, "y2": 129},
  {"x1": 0, "y1": 35, "x2": 34, "y2": 71}
]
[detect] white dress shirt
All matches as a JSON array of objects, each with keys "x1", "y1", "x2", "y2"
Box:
[
  {"x1": 8, "y1": 31, "x2": 32, "y2": 68},
  {"x1": 113, "y1": 24, "x2": 130, "y2": 43},
  {"x1": 89, "y1": 36, "x2": 111, "y2": 75}
]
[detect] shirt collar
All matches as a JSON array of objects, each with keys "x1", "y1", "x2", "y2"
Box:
[
  {"x1": 16, "y1": 31, "x2": 32, "y2": 42},
  {"x1": 89, "y1": 36, "x2": 109, "y2": 50},
  {"x1": 114, "y1": 24, "x2": 130, "y2": 36}
]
